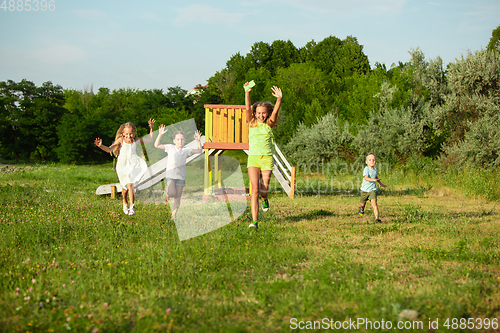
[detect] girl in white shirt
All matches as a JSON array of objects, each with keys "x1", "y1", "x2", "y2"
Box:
[{"x1": 154, "y1": 124, "x2": 202, "y2": 219}]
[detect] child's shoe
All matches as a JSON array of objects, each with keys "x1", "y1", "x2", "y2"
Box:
[
  {"x1": 262, "y1": 198, "x2": 270, "y2": 212},
  {"x1": 128, "y1": 205, "x2": 136, "y2": 216},
  {"x1": 123, "y1": 204, "x2": 129, "y2": 215},
  {"x1": 376, "y1": 218, "x2": 382, "y2": 223},
  {"x1": 358, "y1": 207, "x2": 364, "y2": 216},
  {"x1": 249, "y1": 222, "x2": 259, "y2": 231}
]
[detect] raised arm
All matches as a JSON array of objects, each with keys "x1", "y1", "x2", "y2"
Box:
[
  {"x1": 244, "y1": 82, "x2": 254, "y2": 124},
  {"x1": 95, "y1": 137, "x2": 121, "y2": 154},
  {"x1": 267, "y1": 86, "x2": 282, "y2": 128},
  {"x1": 191, "y1": 130, "x2": 203, "y2": 154},
  {"x1": 137, "y1": 118, "x2": 156, "y2": 144},
  {"x1": 154, "y1": 124, "x2": 167, "y2": 150}
]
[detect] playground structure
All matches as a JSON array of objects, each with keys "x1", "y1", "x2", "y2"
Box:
[
  {"x1": 96, "y1": 104, "x2": 295, "y2": 199},
  {"x1": 203, "y1": 104, "x2": 295, "y2": 199}
]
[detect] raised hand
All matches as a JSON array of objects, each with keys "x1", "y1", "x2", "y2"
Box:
[
  {"x1": 158, "y1": 124, "x2": 167, "y2": 135},
  {"x1": 271, "y1": 86, "x2": 282, "y2": 99},
  {"x1": 194, "y1": 130, "x2": 202, "y2": 141},
  {"x1": 243, "y1": 81, "x2": 254, "y2": 92},
  {"x1": 94, "y1": 138, "x2": 102, "y2": 147},
  {"x1": 148, "y1": 118, "x2": 156, "y2": 129}
]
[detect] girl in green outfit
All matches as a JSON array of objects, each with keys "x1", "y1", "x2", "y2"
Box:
[{"x1": 244, "y1": 82, "x2": 283, "y2": 230}]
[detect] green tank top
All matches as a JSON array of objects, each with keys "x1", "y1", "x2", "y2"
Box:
[{"x1": 248, "y1": 121, "x2": 274, "y2": 155}]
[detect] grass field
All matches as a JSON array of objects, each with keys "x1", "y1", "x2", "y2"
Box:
[{"x1": 0, "y1": 163, "x2": 499, "y2": 332}]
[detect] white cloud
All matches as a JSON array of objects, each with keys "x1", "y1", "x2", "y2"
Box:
[
  {"x1": 172, "y1": 4, "x2": 245, "y2": 26},
  {"x1": 72, "y1": 9, "x2": 106, "y2": 20}
]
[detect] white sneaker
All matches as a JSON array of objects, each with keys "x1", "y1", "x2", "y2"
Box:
[
  {"x1": 128, "y1": 205, "x2": 135, "y2": 216},
  {"x1": 248, "y1": 222, "x2": 259, "y2": 231},
  {"x1": 123, "y1": 204, "x2": 129, "y2": 215}
]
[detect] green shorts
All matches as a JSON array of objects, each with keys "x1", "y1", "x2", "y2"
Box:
[
  {"x1": 360, "y1": 190, "x2": 377, "y2": 202},
  {"x1": 247, "y1": 155, "x2": 273, "y2": 171}
]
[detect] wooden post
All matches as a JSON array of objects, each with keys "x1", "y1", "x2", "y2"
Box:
[
  {"x1": 111, "y1": 185, "x2": 116, "y2": 199},
  {"x1": 290, "y1": 166, "x2": 296, "y2": 199}
]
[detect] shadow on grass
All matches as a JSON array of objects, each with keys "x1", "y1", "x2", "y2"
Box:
[{"x1": 278, "y1": 209, "x2": 336, "y2": 222}]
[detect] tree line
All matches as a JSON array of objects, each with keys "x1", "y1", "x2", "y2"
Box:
[
  {"x1": 0, "y1": 82, "x2": 204, "y2": 163},
  {"x1": 1, "y1": 27, "x2": 499, "y2": 169}
]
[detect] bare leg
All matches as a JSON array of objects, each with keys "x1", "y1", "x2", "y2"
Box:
[
  {"x1": 370, "y1": 199, "x2": 379, "y2": 219},
  {"x1": 127, "y1": 183, "x2": 134, "y2": 207},
  {"x1": 171, "y1": 185, "x2": 184, "y2": 219},
  {"x1": 259, "y1": 170, "x2": 272, "y2": 200},
  {"x1": 248, "y1": 167, "x2": 261, "y2": 222},
  {"x1": 166, "y1": 181, "x2": 177, "y2": 198},
  {"x1": 122, "y1": 188, "x2": 129, "y2": 206}
]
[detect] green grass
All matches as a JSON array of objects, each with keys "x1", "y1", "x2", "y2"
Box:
[{"x1": 0, "y1": 164, "x2": 499, "y2": 332}]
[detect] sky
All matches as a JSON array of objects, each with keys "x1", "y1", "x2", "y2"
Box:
[{"x1": 1, "y1": 0, "x2": 499, "y2": 93}]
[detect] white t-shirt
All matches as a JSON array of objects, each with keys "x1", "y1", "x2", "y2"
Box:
[{"x1": 164, "y1": 144, "x2": 194, "y2": 180}]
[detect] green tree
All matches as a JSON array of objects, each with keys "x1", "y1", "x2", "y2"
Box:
[
  {"x1": 487, "y1": 25, "x2": 500, "y2": 52},
  {"x1": 273, "y1": 63, "x2": 331, "y2": 143},
  {"x1": 0, "y1": 80, "x2": 65, "y2": 162},
  {"x1": 334, "y1": 69, "x2": 386, "y2": 128},
  {"x1": 434, "y1": 48, "x2": 500, "y2": 144}
]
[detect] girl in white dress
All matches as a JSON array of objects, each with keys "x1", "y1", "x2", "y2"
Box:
[{"x1": 95, "y1": 119, "x2": 155, "y2": 215}]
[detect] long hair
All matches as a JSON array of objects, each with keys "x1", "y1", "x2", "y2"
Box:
[
  {"x1": 249, "y1": 102, "x2": 274, "y2": 127},
  {"x1": 112, "y1": 122, "x2": 137, "y2": 157}
]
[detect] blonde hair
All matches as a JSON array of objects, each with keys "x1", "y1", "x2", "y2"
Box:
[
  {"x1": 366, "y1": 153, "x2": 376, "y2": 160},
  {"x1": 112, "y1": 122, "x2": 137, "y2": 157},
  {"x1": 173, "y1": 131, "x2": 185, "y2": 140},
  {"x1": 249, "y1": 102, "x2": 274, "y2": 127}
]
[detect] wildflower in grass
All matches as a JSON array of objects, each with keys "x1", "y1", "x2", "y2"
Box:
[
  {"x1": 29, "y1": 287, "x2": 33, "y2": 293},
  {"x1": 166, "y1": 308, "x2": 172, "y2": 314},
  {"x1": 92, "y1": 328, "x2": 99, "y2": 333},
  {"x1": 66, "y1": 317, "x2": 71, "y2": 322},
  {"x1": 32, "y1": 278, "x2": 36, "y2": 284},
  {"x1": 26, "y1": 258, "x2": 30, "y2": 263},
  {"x1": 103, "y1": 303, "x2": 108, "y2": 309}
]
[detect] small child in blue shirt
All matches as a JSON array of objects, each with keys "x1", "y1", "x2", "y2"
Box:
[{"x1": 359, "y1": 153, "x2": 386, "y2": 222}]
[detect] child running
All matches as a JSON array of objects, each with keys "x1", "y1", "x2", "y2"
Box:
[
  {"x1": 359, "y1": 153, "x2": 386, "y2": 222},
  {"x1": 95, "y1": 119, "x2": 155, "y2": 215},
  {"x1": 244, "y1": 82, "x2": 282, "y2": 231},
  {"x1": 154, "y1": 124, "x2": 203, "y2": 220}
]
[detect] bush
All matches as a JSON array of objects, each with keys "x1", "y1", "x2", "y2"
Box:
[{"x1": 283, "y1": 112, "x2": 354, "y2": 166}]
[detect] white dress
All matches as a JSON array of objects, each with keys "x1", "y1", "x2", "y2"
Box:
[{"x1": 116, "y1": 141, "x2": 148, "y2": 188}]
